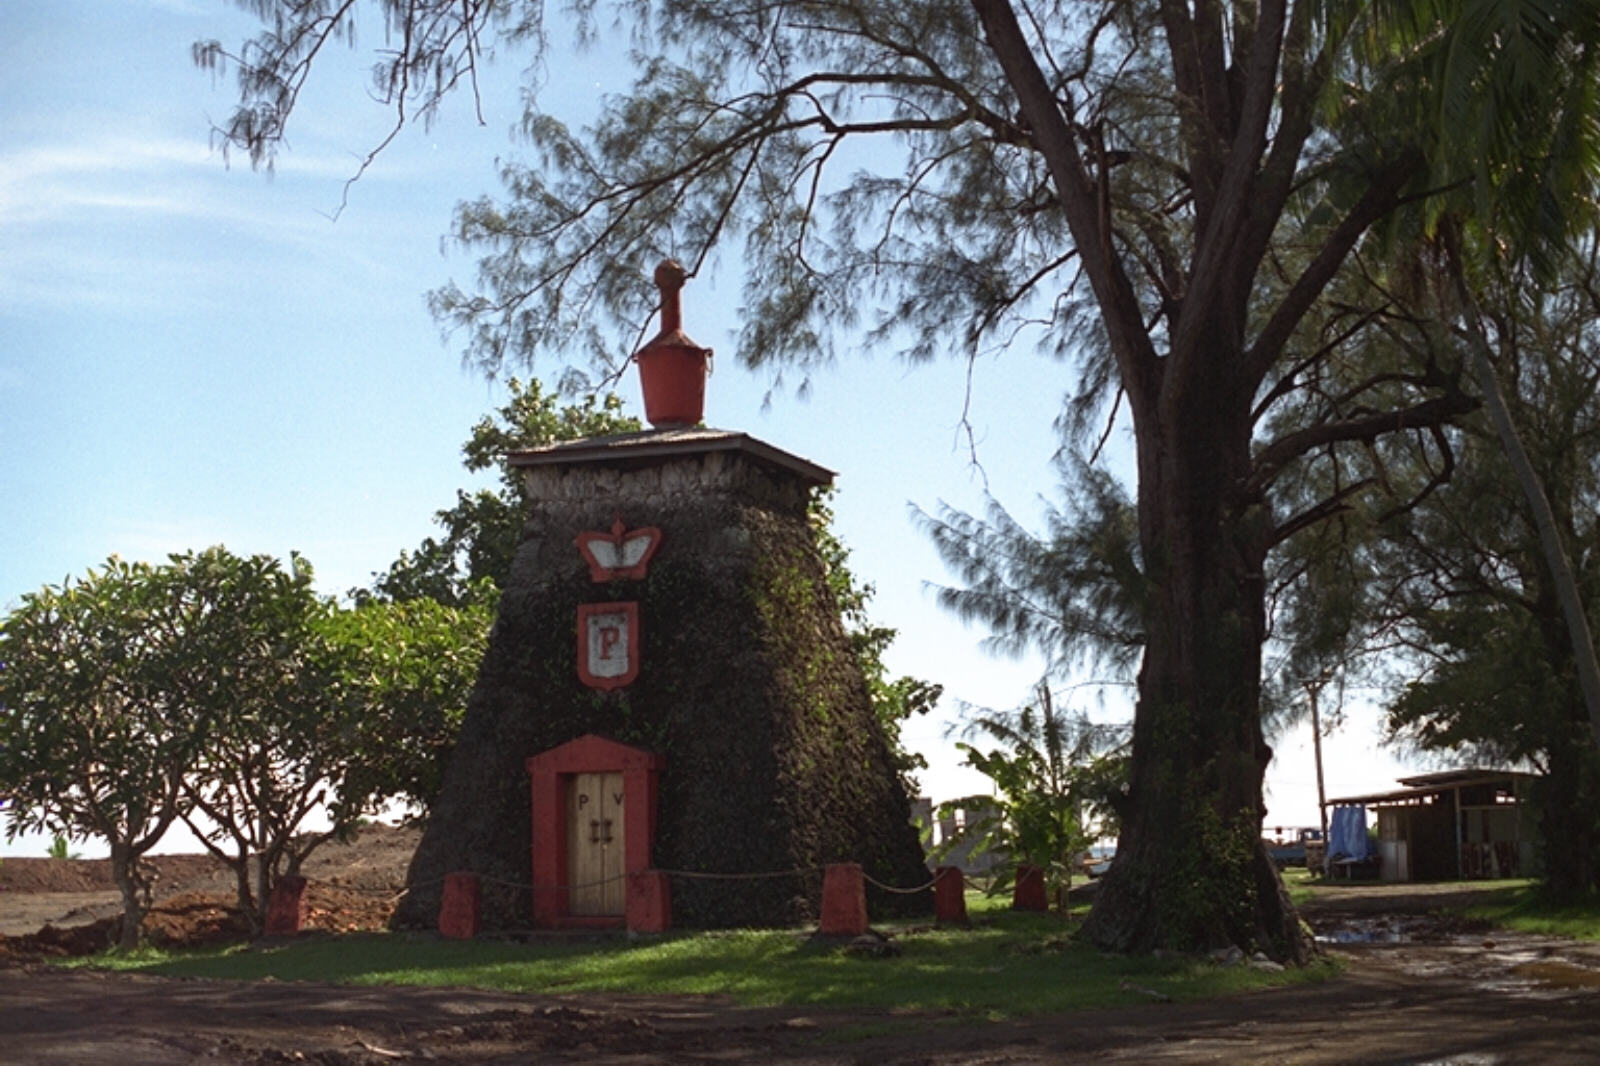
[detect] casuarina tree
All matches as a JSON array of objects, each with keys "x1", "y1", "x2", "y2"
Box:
[{"x1": 198, "y1": 0, "x2": 1598, "y2": 958}]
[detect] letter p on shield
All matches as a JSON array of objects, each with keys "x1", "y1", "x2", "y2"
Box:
[{"x1": 576, "y1": 602, "x2": 639, "y2": 690}]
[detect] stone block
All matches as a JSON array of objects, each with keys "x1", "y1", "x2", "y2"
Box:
[
  {"x1": 933, "y1": 866, "x2": 968, "y2": 924},
  {"x1": 439, "y1": 872, "x2": 482, "y2": 939},
  {"x1": 264, "y1": 875, "x2": 307, "y2": 936},
  {"x1": 626, "y1": 869, "x2": 672, "y2": 933},
  {"x1": 1012, "y1": 863, "x2": 1048, "y2": 912},
  {"x1": 820, "y1": 862, "x2": 868, "y2": 936}
]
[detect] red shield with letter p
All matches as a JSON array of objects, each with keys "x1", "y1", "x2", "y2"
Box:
[{"x1": 577, "y1": 602, "x2": 640, "y2": 690}]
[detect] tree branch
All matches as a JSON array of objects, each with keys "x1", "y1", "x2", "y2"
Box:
[
  {"x1": 1249, "y1": 390, "x2": 1477, "y2": 496},
  {"x1": 1243, "y1": 153, "x2": 1423, "y2": 388},
  {"x1": 969, "y1": 0, "x2": 1162, "y2": 411}
]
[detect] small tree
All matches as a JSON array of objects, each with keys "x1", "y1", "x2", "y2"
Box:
[
  {"x1": 134, "y1": 550, "x2": 339, "y2": 930},
  {"x1": 1, "y1": 548, "x2": 491, "y2": 938},
  {"x1": 173, "y1": 552, "x2": 489, "y2": 929},
  {"x1": 1374, "y1": 241, "x2": 1600, "y2": 896},
  {"x1": 319, "y1": 595, "x2": 493, "y2": 816},
  {"x1": 0, "y1": 556, "x2": 222, "y2": 948},
  {"x1": 938, "y1": 684, "x2": 1127, "y2": 909}
]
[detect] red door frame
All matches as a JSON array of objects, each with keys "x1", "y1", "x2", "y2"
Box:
[{"x1": 526, "y1": 734, "x2": 663, "y2": 927}]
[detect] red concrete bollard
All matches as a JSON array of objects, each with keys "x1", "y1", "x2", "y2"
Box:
[
  {"x1": 819, "y1": 862, "x2": 868, "y2": 936},
  {"x1": 1012, "y1": 864, "x2": 1048, "y2": 912},
  {"x1": 439, "y1": 872, "x2": 482, "y2": 939},
  {"x1": 933, "y1": 866, "x2": 968, "y2": 924},
  {"x1": 626, "y1": 869, "x2": 672, "y2": 934},
  {"x1": 264, "y1": 874, "x2": 307, "y2": 936}
]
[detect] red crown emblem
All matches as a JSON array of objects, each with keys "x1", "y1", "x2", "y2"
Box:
[{"x1": 575, "y1": 515, "x2": 663, "y2": 582}]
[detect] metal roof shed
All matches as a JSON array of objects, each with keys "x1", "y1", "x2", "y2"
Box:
[{"x1": 1324, "y1": 769, "x2": 1540, "y2": 882}]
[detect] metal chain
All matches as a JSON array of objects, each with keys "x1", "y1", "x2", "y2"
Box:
[
  {"x1": 309, "y1": 865, "x2": 938, "y2": 899},
  {"x1": 653, "y1": 866, "x2": 824, "y2": 882},
  {"x1": 861, "y1": 871, "x2": 939, "y2": 894}
]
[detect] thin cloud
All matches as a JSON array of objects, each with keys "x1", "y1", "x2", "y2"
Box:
[
  {"x1": 0, "y1": 134, "x2": 383, "y2": 224},
  {"x1": 0, "y1": 128, "x2": 457, "y2": 314}
]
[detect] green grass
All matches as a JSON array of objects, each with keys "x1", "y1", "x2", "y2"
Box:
[
  {"x1": 1456, "y1": 885, "x2": 1600, "y2": 939},
  {"x1": 70, "y1": 893, "x2": 1336, "y2": 1017},
  {"x1": 1291, "y1": 871, "x2": 1600, "y2": 939},
  {"x1": 1280, "y1": 866, "x2": 1318, "y2": 906}
]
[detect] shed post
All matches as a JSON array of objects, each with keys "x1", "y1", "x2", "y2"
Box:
[{"x1": 1453, "y1": 783, "x2": 1464, "y2": 879}]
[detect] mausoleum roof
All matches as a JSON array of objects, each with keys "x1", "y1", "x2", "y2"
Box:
[{"x1": 508, "y1": 427, "x2": 834, "y2": 487}]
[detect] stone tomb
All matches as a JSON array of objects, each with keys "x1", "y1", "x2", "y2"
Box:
[{"x1": 395, "y1": 428, "x2": 931, "y2": 929}]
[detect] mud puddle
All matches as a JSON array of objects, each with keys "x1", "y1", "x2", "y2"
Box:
[
  {"x1": 1319, "y1": 917, "x2": 1600, "y2": 1001},
  {"x1": 1312, "y1": 912, "x2": 1480, "y2": 945}
]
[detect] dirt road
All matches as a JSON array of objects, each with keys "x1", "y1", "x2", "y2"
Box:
[
  {"x1": 6, "y1": 838, "x2": 1600, "y2": 1063},
  {"x1": 5, "y1": 934, "x2": 1600, "y2": 1064}
]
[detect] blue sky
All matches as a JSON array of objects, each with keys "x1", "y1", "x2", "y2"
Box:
[{"x1": 1, "y1": 2, "x2": 1413, "y2": 855}]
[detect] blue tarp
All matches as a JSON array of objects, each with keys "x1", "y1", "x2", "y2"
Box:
[{"x1": 1328, "y1": 804, "x2": 1372, "y2": 862}]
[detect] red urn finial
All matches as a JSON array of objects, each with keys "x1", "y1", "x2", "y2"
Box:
[
  {"x1": 634, "y1": 259, "x2": 710, "y2": 429},
  {"x1": 655, "y1": 259, "x2": 686, "y2": 334}
]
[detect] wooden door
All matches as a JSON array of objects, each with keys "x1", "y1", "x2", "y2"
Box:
[{"x1": 567, "y1": 772, "x2": 625, "y2": 915}]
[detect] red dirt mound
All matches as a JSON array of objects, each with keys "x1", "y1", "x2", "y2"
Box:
[
  {"x1": 0, "y1": 824, "x2": 418, "y2": 962},
  {"x1": 0, "y1": 883, "x2": 403, "y2": 962},
  {"x1": 0, "y1": 852, "x2": 224, "y2": 895}
]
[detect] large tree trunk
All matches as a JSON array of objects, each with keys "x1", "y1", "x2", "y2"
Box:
[
  {"x1": 1082, "y1": 372, "x2": 1311, "y2": 962},
  {"x1": 1536, "y1": 722, "x2": 1600, "y2": 898},
  {"x1": 1531, "y1": 595, "x2": 1600, "y2": 897}
]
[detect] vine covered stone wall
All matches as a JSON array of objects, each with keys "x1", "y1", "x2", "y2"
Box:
[{"x1": 394, "y1": 441, "x2": 931, "y2": 928}]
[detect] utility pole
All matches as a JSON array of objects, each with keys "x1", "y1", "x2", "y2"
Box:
[
  {"x1": 1308, "y1": 681, "x2": 1329, "y2": 847},
  {"x1": 1301, "y1": 674, "x2": 1334, "y2": 876}
]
